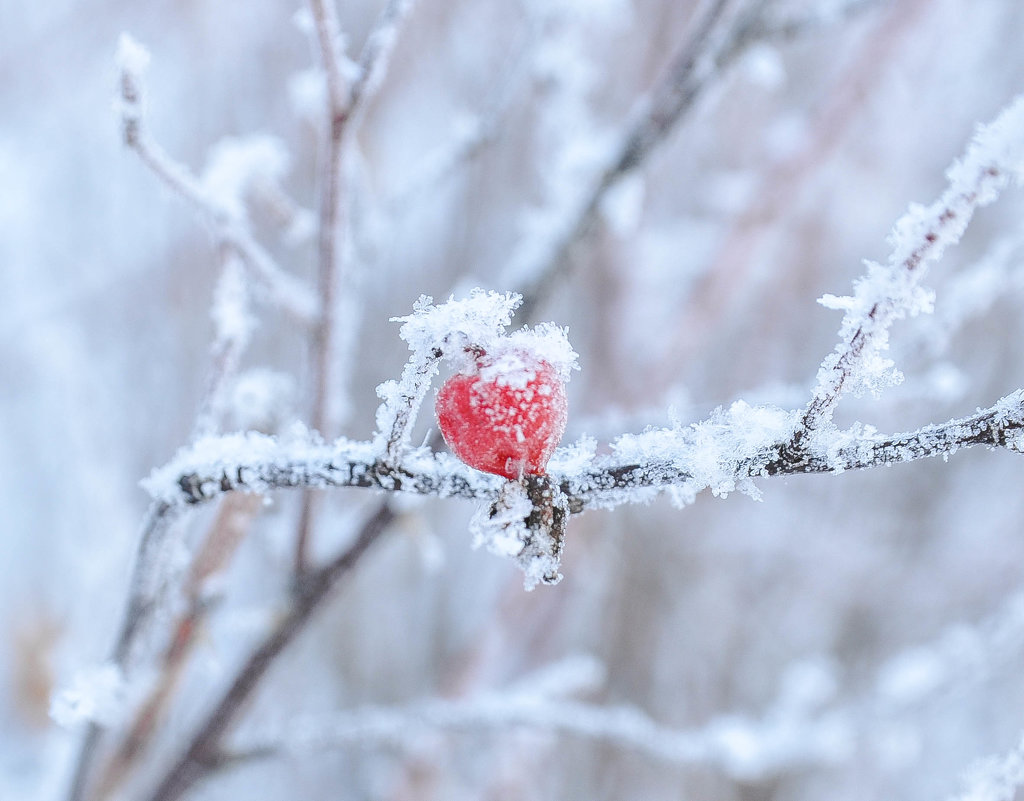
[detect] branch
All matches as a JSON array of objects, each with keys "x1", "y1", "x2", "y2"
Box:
[
  {"x1": 115, "y1": 35, "x2": 318, "y2": 326},
  {"x1": 798, "y1": 95, "x2": 1024, "y2": 441},
  {"x1": 346, "y1": 0, "x2": 414, "y2": 117},
  {"x1": 217, "y1": 680, "x2": 846, "y2": 782},
  {"x1": 222, "y1": 581, "x2": 1024, "y2": 787},
  {"x1": 295, "y1": 0, "x2": 416, "y2": 576},
  {"x1": 63, "y1": 501, "x2": 182, "y2": 801},
  {"x1": 142, "y1": 390, "x2": 1024, "y2": 517},
  {"x1": 142, "y1": 502, "x2": 396, "y2": 801},
  {"x1": 513, "y1": 0, "x2": 884, "y2": 320},
  {"x1": 192, "y1": 250, "x2": 255, "y2": 439},
  {"x1": 384, "y1": 20, "x2": 536, "y2": 213},
  {"x1": 142, "y1": 432, "x2": 501, "y2": 508},
  {"x1": 92, "y1": 494, "x2": 263, "y2": 801}
]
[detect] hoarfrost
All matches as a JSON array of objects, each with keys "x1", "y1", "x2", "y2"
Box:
[
  {"x1": 955, "y1": 735, "x2": 1024, "y2": 801},
  {"x1": 210, "y1": 254, "x2": 254, "y2": 348},
  {"x1": 877, "y1": 648, "x2": 948, "y2": 705},
  {"x1": 50, "y1": 663, "x2": 133, "y2": 728},
  {"x1": 610, "y1": 401, "x2": 797, "y2": 503},
  {"x1": 470, "y1": 481, "x2": 533, "y2": 559},
  {"x1": 810, "y1": 94, "x2": 1024, "y2": 418},
  {"x1": 547, "y1": 434, "x2": 598, "y2": 474},
  {"x1": 288, "y1": 68, "x2": 327, "y2": 121},
  {"x1": 470, "y1": 481, "x2": 565, "y2": 591},
  {"x1": 200, "y1": 135, "x2": 291, "y2": 221},
  {"x1": 599, "y1": 172, "x2": 645, "y2": 236},
  {"x1": 740, "y1": 44, "x2": 786, "y2": 91},
  {"x1": 115, "y1": 32, "x2": 150, "y2": 78},
  {"x1": 141, "y1": 425, "x2": 374, "y2": 503},
  {"x1": 392, "y1": 289, "x2": 520, "y2": 361},
  {"x1": 225, "y1": 368, "x2": 295, "y2": 433},
  {"x1": 376, "y1": 290, "x2": 577, "y2": 463}
]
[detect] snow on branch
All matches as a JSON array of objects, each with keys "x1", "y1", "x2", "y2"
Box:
[
  {"x1": 803, "y1": 95, "x2": 1024, "y2": 435},
  {"x1": 114, "y1": 33, "x2": 318, "y2": 325},
  {"x1": 141, "y1": 428, "x2": 501, "y2": 507},
  {"x1": 511, "y1": 0, "x2": 885, "y2": 320},
  {"x1": 374, "y1": 290, "x2": 522, "y2": 463},
  {"x1": 347, "y1": 0, "x2": 415, "y2": 114},
  {"x1": 225, "y1": 655, "x2": 849, "y2": 782},
  {"x1": 220, "y1": 586, "x2": 1024, "y2": 786},
  {"x1": 142, "y1": 382, "x2": 1024, "y2": 514}
]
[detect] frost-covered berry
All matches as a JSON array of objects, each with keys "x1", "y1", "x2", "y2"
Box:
[{"x1": 436, "y1": 348, "x2": 568, "y2": 479}]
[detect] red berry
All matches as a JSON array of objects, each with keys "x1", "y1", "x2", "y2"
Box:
[{"x1": 436, "y1": 350, "x2": 568, "y2": 479}]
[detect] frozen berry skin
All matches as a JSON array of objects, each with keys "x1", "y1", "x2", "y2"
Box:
[{"x1": 436, "y1": 352, "x2": 568, "y2": 479}]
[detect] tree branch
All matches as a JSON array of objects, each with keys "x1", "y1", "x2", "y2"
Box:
[
  {"x1": 295, "y1": 0, "x2": 417, "y2": 577},
  {"x1": 143, "y1": 502, "x2": 396, "y2": 801},
  {"x1": 63, "y1": 501, "x2": 181, "y2": 801},
  {"x1": 142, "y1": 389, "x2": 1024, "y2": 517},
  {"x1": 115, "y1": 36, "x2": 318, "y2": 326},
  {"x1": 796, "y1": 93, "x2": 1024, "y2": 446},
  {"x1": 514, "y1": 0, "x2": 885, "y2": 320}
]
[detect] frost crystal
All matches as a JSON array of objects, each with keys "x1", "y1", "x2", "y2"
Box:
[
  {"x1": 50, "y1": 663, "x2": 131, "y2": 728},
  {"x1": 211, "y1": 254, "x2": 254, "y2": 348},
  {"x1": 392, "y1": 289, "x2": 521, "y2": 360},
  {"x1": 201, "y1": 135, "x2": 291, "y2": 221},
  {"x1": 956, "y1": 735, "x2": 1024, "y2": 801},
  {"x1": 810, "y1": 93, "x2": 1024, "y2": 418},
  {"x1": 376, "y1": 290, "x2": 577, "y2": 464},
  {"x1": 609, "y1": 401, "x2": 796, "y2": 504},
  {"x1": 226, "y1": 368, "x2": 295, "y2": 433},
  {"x1": 116, "y1": 32, "x2": 151, "y2": 78},
  {"x1": 470, "y1": 481, "x2": 565, "y2": 590}
]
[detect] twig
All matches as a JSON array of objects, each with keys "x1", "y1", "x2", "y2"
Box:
[
  {"x1": 92, "y1": 494, "x2": 263, "y2": 800},
  {"x1": 661, "y1": 0, "x2": 928, "y2": 386},
  {"x1": 295, "y1": 0, "x2": 416, "y2": 577},
  {"x1": 116, "y1": 39, "x2": 318, "y2": 326},
  {"x1": 213, "y1": 688, "x2": 841, "y2": 780},
  {"x1": 795, "y1": 93, "x2": 1024, "y2": 447},
  {"x1": 514, "y1": 0, "x2": 885, "y2": 321},
  {"x1": 143, "y1": 502, "x2": 396, "y2": 801},
  {"x1": 513, "y1": 0, "x2": 729, "y2": 318},
  {"x1": 380, "y1": 347, "x2": 444, "y2": 465},
  {"x1": 384, "y1": 20, "x2": 536, "y2": 213},
  {"x1": 192, "y1": 249, "x2": 255, "y2": 439},
  {"x1": 63, "y1": 501, "x2": 181, "y2": 801}
]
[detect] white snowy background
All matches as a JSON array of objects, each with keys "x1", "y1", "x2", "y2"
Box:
[{"x1": 6, "y1": 1, "x2": 1024, "y2": 800}]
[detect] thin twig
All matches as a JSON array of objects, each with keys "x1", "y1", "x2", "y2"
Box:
[
  {"x1": 662, "y1": 0, "x2": 927, "y2": 388},
  {"x1": 143, "y1": 502, "x2": 396, "y2": 801},
  {"x1": 514, "y1": 0, "x2": 885, "y2": 321},
  {"x1": 217, "y1": 693, "x2": 834, "y2": 778},
  {"x1": 92, "y1": 494, "x2": 263, "y2": 800},
  {"x1": 192, "y1": 249, "x2": 255, "y2": 439},
  {"x1": 513, "y1": 0, "x2": 730, "y2": 320},
  {"x1": 63, "y1": 501, "x2": 181, "y2": 801},
  {"x1": 384, "y1": 19, "x2": 537, "y2": 213},
  {"x1": 799, "y1": 170, "x2": 1005, "y2": 438},
  {"x1": 295, "y1": 0, "x2": 417, "y2": 578},
  {"x1": 118, "y1": 57, "x2": 317, "y2": 326}
]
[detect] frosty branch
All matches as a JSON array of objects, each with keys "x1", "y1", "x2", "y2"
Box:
[
  {"x1": 143, "y1": 93, "x2": 1024, "y2": 587},
  {"x1": 69, "y1": 16, "x2": 1024, "y2": 801},
  {"x1": 204, "y1": 585, "x2": 1024, "y2": 788},
  {"x1": 147, "y1": 387, "x2": 1024, "y2": 514},
  {"x1": 220, "y1": 655, "x2": 845, "y2": 781},
  {"x1": 514, "y1": 0, "x2": 885, "y2": 320},
  {"x1": 115, "y1": 35, "x2": 318, "y2": 326},
  {"x1": 789, "y1": 93, "x2": 1024, "y2": 457},
  {"x1": 295, "y1": 0, "x2": 414, "y2": 577}
]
